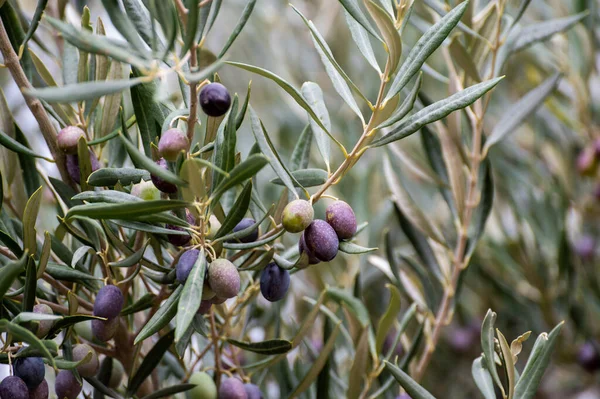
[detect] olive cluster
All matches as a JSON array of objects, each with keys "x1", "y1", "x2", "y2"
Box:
[{"x1": 187, "y1": 373, "x2": 263, "y2": 399}]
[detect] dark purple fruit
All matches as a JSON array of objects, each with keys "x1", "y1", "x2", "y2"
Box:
[
  {"x1": 13, "y1": 356, "x2": 44, "y2": 389},
  {"x1": 72, "y1": 344, "x2": 99, "y2": 378},
  {"x1": 244, "y1": 383, "x2": 262, "y2": 399},
  {"x1": 218, "y1": 378, "x2": 247, "y2": 399},
  {"x1": 260, "y1": 263, "x2": 290, "y2": 302},
  {"x1": 32, "y1": 304, "x2": 54, "y2": 338},
  {"x1": 577, "y1": 341, "x2": 600, "y2": 372},
  {"x1": 396, "y1": 394, "x2": 412, "y2": 399},
  {"x1": 197, "y1": 300, "x2": 213, "y2": 315},
  {"x1": 92, "y1": 316, "x2": 119, "y2": 342},
  {"x1": 57, "y1": 126, "x2": 85, "y2": 154},
  {"x1": 93, "y1": 285, "x2": 124, "y2": 319},
  {"x1": 211, "y1": 296, "x2": 227, "y2": 305},
  {"x1": 151, "y1": 158, "x2": 178, "y2": 194},
  {"x1": 229, "y1": 218, "x2": 258, "y2": 243},
  {"x1": 166, "y1": 224, "x2": 192, "y2": 247},
  {"x1": 298, "y1": 234, "x2": 320, "y2": 266},
  {"x1": 200, "y1": 83, "x2": 231, "y2": 117},
  {"x1": 158, "y1": 128, "x2": 189, "y2": 161},
  {"x1": 176, "y1": 249, "x2": 201, "y2": 283},
  {"x1": 0, "y1": 376, "x2": 29, "y2": 399},
  {"x1": 28, "y1": 379, "x2": 49, "y2": 399},
  {"x1": 303, "y1": 220, "x2": 339, "y2": 262},
  {"x1": 282, "y1": 200, "x2": 314, "y2": 233},
  {"x1": 66, "y1": 150, "x2": 101, "y2": 184},
  {"x1": 325, "y1": 200, "x2": 357, "y2": 240},
  {"x1": 208, "y1": 259, "x2": 240, "y2": 299},
  {"x1": 54, "y1": 371, "x2": 82, "y2": 399}
]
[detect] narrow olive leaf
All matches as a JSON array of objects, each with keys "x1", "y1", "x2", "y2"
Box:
[
  {"x1": 210, "y1": 154, "x2": 269, "y2": 206},
  {"x1": 215, "y1": 206, "x2": 273, "y2": 244},
  {"x1": 123, "y1": 0, "x2": 155, "y2": 47},
  {"x1": 130, "y1": 69, "x2": 164, "y2": 157},
  {"x1": 385, "y1": 1, "x2": 468, "y2": 102},
  {"x1": 338, "y1": 0, "x2": 382, "y2": 40},
  {"x1": 348, "y1": 328, "x2": 370, "y2": 399},
  {"x1": 227, "y1": 62, "x2": 345, "y2": 152},
  {"x1": 215, "y1": 182, "x2": 252, "y2": 239},
  {"x1": 497, "y1": 329, "x2": 515, "y2": 399},
  {"x1": 484, "y1": 73, "x2": 561, "y2": 151},
  {"x1": 235, "y1": 81, "x2": 252, "y2": 130},
  {"x1": 118, "y1": 133, "x2": 187, "y2": 186},
  {"x1": 513, "y1": 322, "x2": 564, "y2": 399},
  {"x1": 36, "y1": 231, "x2": 51, "y2": 279},
  {"x1": 108, "y1": 242, "x2": 148, "y2": 268},
  {"x1": 180, "y1": 0, "x2": 200, "y2": 58},
  {"x1": 88, "y1": 168, "x2": 150, "y2": 187},
  {"x1": 373, "y1": 77, "x2": 503, "y2": 147},
  {"x1": 290, "y1": 125, "x2": 313, "y2": 170},
  {"x1": 77, "y1": 138, "x2": 92, "y2": 192},
  {"x1": 12, "y1": 312, "x2": 62, "y2": 324},
  {"x1": 376, "y1": 285, "x2": 402, "y2": 353},
  {"x1": 481, "y1": 310, "x2": 505, "y2": 396},
  {"x1": 465, "y1": 158, "x2": 493, "y2": 258},
  {"x1": 510, "y1": 0, "x2": 533, "y2": 30},
  {"x1": 73, "y1": 190, "x2": 141, "y2": 204},
  {"x1": 140, "y1": 384, "x2": 196, "y2": 399},
  {"x1": 228, "y1": 339, "x2": 292, "y2": 355},
  {"x1": 293, "y1": 8, "x2": 367, "y2": 120},
  {"x1": 326, "y1": 287, "x2": 370, "y2": 326},
  {"x1": 270, "y1": 168, "x2": 328, "y2": 188},
  {"x1": 0, "y1": 320, "x2": 55, "y2": 367},
  {"x1": 364, "y1": 0, "x2": 402, "y2": 74},
  {"x1": 121, "y1": 293, "x2": 156, "y2": 316},
  {"x1": 289, "y1": 322, "x2": 341, "y2": 398},
  {"x1": 22, "y1": 0, "x2": 48, "y2": 46},
  {"x1": 250, "y1": 108, "x2": 302, "y2": 198},
  {"x1": 338, "y1": 241, "x2": 378, "y2": 254},
  {"x1": 0, "y1": 254, "x2": 27, "y2": 300},
  {"x1": 128, "y1": 329, "x2": 175, "y2": 395},
  {"x1": 223, "y1": 229, "x2": 284, "y2": 250},
  {"x1": 25, "y1": 78, "x2": 144, "y2": 103},
  {"x1": 449, "y1": 37, "x2": 481, "y2": 82},
  {"x1": 101, "y1": 0, "x2": 149, "y2": 57},
  {"x1": 184, "y1": 59, "x2": 226, "y2": 83},
  {"x1": 54, "y1": 352, "x2": 94, "y2": 370},
  {"x1": 23, "y1": 187, "x2": 43, "y2": 257},
  {"x1": 66, "y1": 200, "x2": 189, "y2": 221},
  {"x1": 134, "y1": 286, "x2": 182, "y2": 345},
  {"x1": 175, "y1": 249, "x2": 206, "y2": 342},
  {"x1": 344, "y1": 10, "x2": 381, "y2": 73},
  {"x1": 0, "y1": 129, "x2": 54, "y2": 161},
  {"x1": 377, "y1": 73, "x2": 423, "y2": 129},
  {"x1": 179, "y1": 158, "x2": 207, "y2": 204},
  {"x1": 99, "y1": 64, "x2": 124, "y2": 139},
  {"x1": 300, "y1": 83, "x2": 333, "y2": 171},
  {"x1": 213, "y1": 96, "x2": 239, "y2": 189},
  {"x1": 86, "y1": 376, "x2": 122, "y2": 399},
  {"x1": 472, "y1": 357, "x2": 496, "y2": 399},
  {"x1": 22, "y1": 259, "x2": 36, "y2": 312},
  {"x1": 14, "y1": 127, "x2": 41, "y2": 197},
  {"x1": 218, "y1": 0, "x2": 257, "y2": 58},
  {"x1": 384, "y1": 361, "x2": 437, "y2": 399}
]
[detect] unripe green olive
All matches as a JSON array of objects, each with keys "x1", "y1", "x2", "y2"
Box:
[
  {"x1": 188, "y1": 371, "x2": 217, "y2": 399},
  {"x1": 282, "y1": 199, "x2": 314, "y2": 233},
  {"x1": 130, "y1": 180, "x2": 161, "y2": 201}
]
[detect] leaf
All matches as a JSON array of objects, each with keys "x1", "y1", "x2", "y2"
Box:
[
  {"x1": 88, "y1": 168, "x2": 150, "y2": 187},
  {"x1": 384, "y1": 360, "x2": 437, "y2": 399},
  {"x1": 128, "y1": 330, "x2": 175, "y2": 396},
  {"x1": 77, "y1": 137, "x2": 93, "y2": 191},
  {"x1": 511, "y1": 331, "x2": 532, "y2": 364},
  {"x1": 344, "y1": 9, "x2": 381, "y2": 73},
  {"x1": 180, "y1": 0, "x2": 200, "y2": 57},
  {"x1": 22, "y1": 0, "x2": 48, "y2": 46},
  {"x1": 326, "y1": 287, "x2": 370, "y2": 326},
  {"x1": 385, "y1": 1, "x2": 468, "y2": 102},
  {"x1": 101, "y1": 0, "x2": 149, "y2": 58},
  {"x1": 513, "y1": 322, "x2": 564, "y2": 399},
  {"x1": 338, "y1": 241, "x2": 378, "y2": 254},
  {"x1": 123, "y1": 0, "x2": 155, "y2": 47},
  {"x1": 222, "y1": 229, "x2": 284, "y2": 250},
  {"x1": 218, "y1": 0, "x2": 257, "y2": 58},
  {"x1": 481, "y1": 310, "x2": 505, "y2": 396},
  {"x1": 140, "y1": 384, "x2": 196, "y2": 399},
  {"x1": 512, "y1": 12, "x2": 587, "y2": 55},
  {"x1": 86, "y1": 376, "x2": 122, "y2": 399},
  {"x1": 228, "y1": 339, "x2": 292, "y2": 355},
  {"x1": 0, "y1": 320, "x2": 55, "y2": 367},
  {"x1": 438, "y1": 125, "x2": 465, "y2": 220},
  {"x1": 510, "y1": 0, "x2": 533, "y2": 30},
  {"x1": 214, "y1": 182, "x2": 252, "y2": 239},
  {"x1": 37, "y1": 231, "x2": 51, "y2": 279},
  {"x1": 497, "y1": 329, "x2": 515, "y2": 399},
  {"x1": 215, "y1": 206, "x2": 273, "y2": 244},
  {"x1": 293, "y1": 10, "x2": 366, "y2": 122},
  {"x1": 372, "y1": 77, "x2": 503, "y2": 147},
  {"x1": 14, "y1": 126, "x2": 41, "y2": 197},
  {"x1": 338, "y1": 0, "x2": 382, "y2": 40},
  {"x1": 377, "y1": 73, "x2": 422, "y2": 129},
  {"x1": 348, "y1": 328, "x2": 369, "y2": 399},
  {"x1": 45, "y1": 263, "x2": 102, "y2": 284},
  {"x1": 364, "y1": 0, "x2": 402, "y2": 74},
  {"x1": 0, "y1": 254, "x2": 27, "y2": 300},
  {"x1": 235, "y1": 81, "x2": 252, "y2": 129},
  {"x1": 22, "y1": 259, "x2": 37, "y2": 312},
  {"x1": 134, "y1": 286, "x2": 182, "y2": 345},
  {"x1": 108, "y1": 242, "x2": 148, "y2": 268},
  {"x1": 213, "y1": 96, "x2": 239, "y2": 189},
  {"x1": 290, "y1": 124, "x2": 313, "y2": 170},
  {"x1": 118, "y1": 133, "x2": 187, "y2": 186},
  {"x1": 270, "y1": 168, "x2": 328, "y2": 188},
  {"x1": 0, "y1": 129, "x2": 54, "y2": 161},
  {"x1": 121, "y1": 293, "x2": 156, "y2": 316},
  {"x1": 465, "y1": 158, "x2": 493, "y2": 258},
  {"x1": 484, "y1": 73, "x2": 561, "y2": 151},
  {"x1": 376, "y1": 285, "x2": 402, "y2": 353},
  {"x1": 25, "y1": 78, "x2": 144, "y2": 103},
  {"x1": 66, "y1": 200, "x2": 189, "y2": 221},
  {"x1": 23, "y1": 186, "x2": 43, "y2": 256},
  {"x1": 209, "y1": 154, "x2": 268, "y2": 206},
  {"x1": 449, "y1": 37, "x2": 481, "y2": 82},
  {"x1": 184, "y1": 59, "x2": 226, "y2": 83},
  {"x1": 300, "y1": 83, "x2": 334, "y2": 171},
  {"x1": 175, "y1": 249, "x2": 206, "y2": 342},
  {"x1": 98, "y1": 63, "x2": 124, "y2": 139},
  {"x1": 472, "y1": 357, "x2": 496, "y2": 399}
]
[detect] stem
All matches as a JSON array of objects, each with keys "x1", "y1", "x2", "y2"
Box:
[
  {"x1": 0, "y1": 19, "x2": 75, "y2": 188},
  {"x1": 210, "y1": 308, "x2": 223, "y2": 392}
]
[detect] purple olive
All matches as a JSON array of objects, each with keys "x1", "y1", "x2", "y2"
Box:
[
  {"x1": 158, "y1": 128, "x2": 189, "y2": 161},
  {"x1": 0, "y1": 376, "x2": 29, "y2": 399},
  {"x1": 218, "y1": 378, "x2": 247, "y2": 399},
  {"x1": 243, "y1": 383, "x2": 263, "y2": 399},
  {"x1": 298, "y1": 234, "x2": 320, "y2": 266},
  {"x1": 303, "y1": 220, "x2": 339, "y2": 262},
  {"x1": 166, "y1": 224, "x2": 192, "y2": 247},
  {"x1": 57, "y1": 126, "x2": 85, "y2": 154},
  {"x1": 260, "y1": 263, "x2": 290, "y2": 302},
  {"x1": 151, "y1": 158, "x2": 178, "y2": 194},
  {"x1": 577, "y1": 341, "x2": 600, "y2": 372},
  {"x1": 66, "y1": 150, "x2": 101, "y2": 184},
  {"x1": 32, "y1": 304, "x2": 54, "y2": 338},
  {"x1": 176, "y1": 249, "x2": 201, "y2": 283},
  {"x1": 574, "y1": 235, "x2": 596, "y2": 262},
  {"x1": 325, "y1": 200, "x2": 357, "y2": 240},
  {"x1": 200, "y1": 83, "x2": 231, "y2": 117},
  {"x1": 207, "y1": 259, "x2": 240, "y2": 299},
  {"x1": 92, "y1": 316, "x2": 119, "y2": 342},
  {"x1": 230, "y1": 218, "x2": 259, "y2": 243},
  {"x1": 93, "y1": 285, "x2": 124, "y2": 319},
  {"x1": 72, "y1": 344, "x2": 99, "y2": 378},
  {"x1": 13, "y1": 356, "x2": 44, "y2": 389},
  {"x1": 54, "y1": 371, "x2": 82, "y2": 399},
  {"x1": 282, "y1": 200, "x2": 314, "y2": 233},
  {"x1": 28, "y1": 379, "x2": 49, "y2": 399},
  {"x1": 197, "y1": 300, "x2": 213, "y2": 315}
]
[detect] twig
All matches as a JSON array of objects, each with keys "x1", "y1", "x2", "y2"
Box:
[{"x1": 210, "y1": 308, "x2": 223, "y2": 392}]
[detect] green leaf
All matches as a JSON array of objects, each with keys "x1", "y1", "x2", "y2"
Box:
[
  {"x1": 108, "y1": 242, "x2": 148, "y2": 268},
  {"x1": 213, "y1": 96, "x2": 239, "y2": 189},
  {"x1": 218, "y1": 0, "x2": 257, "y2": 58},
  {"x1": 118, "y1": 133, "x2": 187, "y2": 186},
  {"x1": 22, "y1": 0, "x2": 49, "y2": 46},
  {"x1": 215, "y1": 206, "x2": 273, "y2": 244},
  {"x1": 270, "y1": 168, "x2": 328, "y2": 188},
  {"x1": 300, "y1": 83, "x2": 332, "y2": 172},
  {"x1": 25, "y1": 78, "x2": 144, "y2": 103},
  {"x1": 472, "y1": 357, "x2": 496, "y2": 399},
  {"x1": 348, "y1": 328, "x2": 370, "y2": 399},
  {"x1": 175, "y1": 249, "x2": 206, "y2": 342},
  {"x1": 121, "y1": 293, "x2": 156, "y2": 316},
  {"x1": 235, "y1": 81, "x2": 252, "y2": 130},
  {"x1": 227, "y1": 338, "x2": 292, "y2": 355},
  {"x1": 140, "y1": 384, "x2": 196, "y2": 399},
  {"x1": 101, "y1": 0, "x2": 149, "y2": 58},
  {"x1": 130, "y1": 68, "x2": 165, "y2": 157},
  {"x1": 290, "y1": 124, "x2": 313, "y2": 171},
  {"x1": 377, "y1": 73, "x2": 422, "y2": 129},
  {"x1": 481, "y1": 310, "x2": 505, "y2": 396},
  {"x1": 510, "y1": 0, "x2": 533, "y2": 30},
  {"x1": 0, "y1": 320, "x2": 55, "y2": 367},
  {"x1": 128, "y1": 330, "x2": 175, "y2": 396},
  {"x1": 466, "y1": 158, "x2": 493, "y2": 258},
  {"x1": 184, "y1": 59, "x2": 226, "y2": 83},
  {"x1": 215, "y1": 182, "x2": 252, "y2": 239},
  {"x1": 513, "y1": 322, "x2": 564, "y2": 399},
  {"x1": 134, "y1": 286, "x2": 182, "y2": 344},
  {"x1": 37, "y1": 231, "x2": 51, "y2": 279},
  {"x1": 344, "y1": 9, "x2": 381, "y2": 73},
  {"x1": 14, "y1": 126, "x2": 41, "y2": 197},
  {"x1": 384, "y1": 360, "x2": 437, "y2": 399},
  {"x1": 449, "y1": 37, "x2": 481, "y2": 82},
  {"x1": 0, "y1": 254, "x2": 27, "y2": 300},
  {"x1": 73, "y1": 190, "x2": 141, "y2": 204},
  {"x1": 86, "y1": 376, "x2": 122, "y2": 399},
  {"x1": 123, "y1": 0, "x2": 156, "y2": 47},
  {"x1": 98, "y1": 63, "x2": 125, "y2": 139},
  {"x1": 0, "y1": 129, "x2": 54, "y2": 161},
  {"x1": 497, "y1": 329, "x2": 515, "y2": 399},
  {"x1": 209, "y1": 154, "x2": 269, "y2": 207},
  {"x1": 22, "y1": 258, "x2": 36, "y2": 312},
  {"x1": 65, "y1": 200, "x2": 189, "y2": 222},
  {"x1": 181, "y1": 0, "x2": 200, "y2": 57},
  {"x1": 12, "y1": 311, "x2": 59, "y2": 324},
  {"x1": 88, "y1": 168, "x2": 150, "y2": 187},
  {"x1": 326, "y1": 287, "x2": 370, "y2": 326},
  {"x1": 338, "y1": 0, "x2": 382, "y2": 40},
  {"x1": 372, "y1": 77, "x2": 503, "y2": 147},
  {"x1": 338, "y1": 241, "x2": 378, "y2": 254},
  {"x1": 45, "y1": 263, "x2": 102, "y2": 284},
  {"x1": 364, "y1": 0, "x2": 402, "y2": 74},
  {"x1": 385, "y1": 1, "x2": 469, "y2": 102},
  {"x1": 376, "y1": 285, "x2": 402, "y2": 353},
  {"x1": 484, "y1": 73, "x2": 561, "y2": 151},
  {"x1": 23, "y1": 186, "x2": 43, "y2": 256},
  {"x1": 222, "y1": 229, "x2": 284, "y2": 250}
]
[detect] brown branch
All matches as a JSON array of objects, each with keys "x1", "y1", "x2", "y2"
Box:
[{"x1": 0, "y1": 19, "x2": 75, "y2": 188}]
